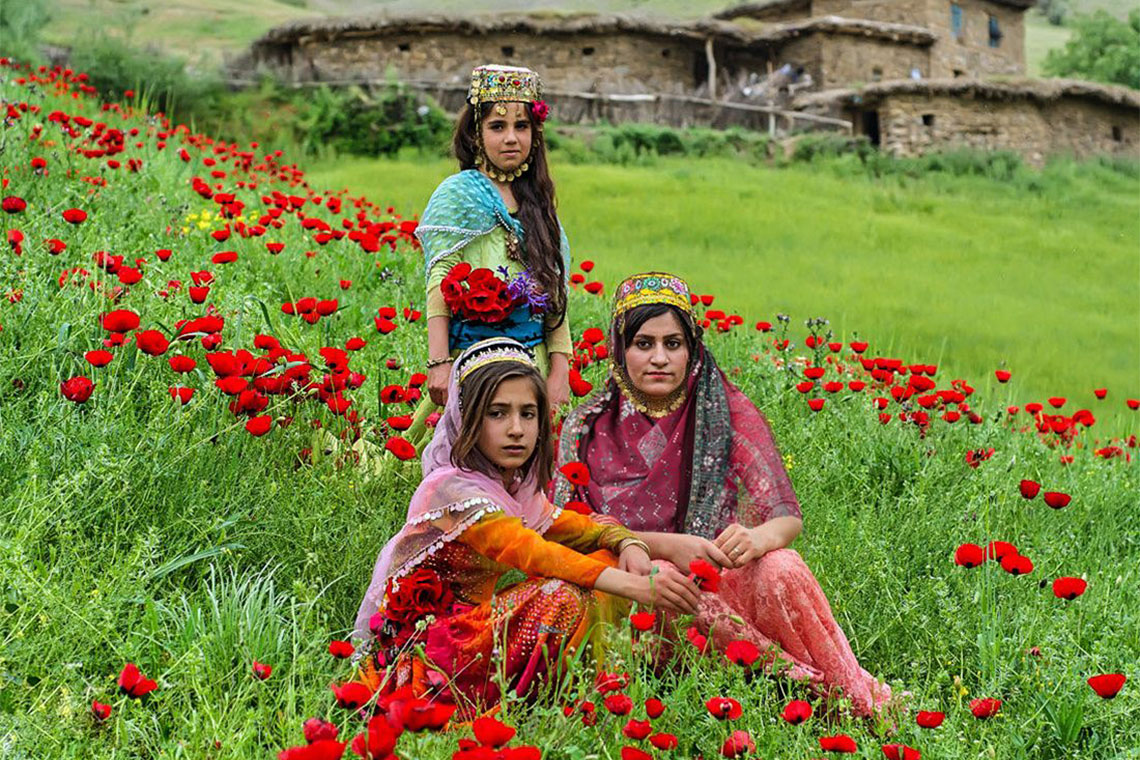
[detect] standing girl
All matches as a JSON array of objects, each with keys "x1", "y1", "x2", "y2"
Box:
[{"x1": 408, "y1": 64, "x2": 572, "y2": 450}]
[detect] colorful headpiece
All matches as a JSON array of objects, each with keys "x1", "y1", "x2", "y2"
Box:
[
  {"x1": 468, "y1": 64, "x2": 543, "y2": 107},
  {"x1": 612, "y1": 272, "x2": 694, "y2": 318},
  {"x1": 456, "y1": 337, "x2": 537, "y2": 387}
]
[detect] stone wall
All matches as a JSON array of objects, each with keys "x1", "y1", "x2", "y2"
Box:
[
  {"x1": 280, "y1": 31, "x2": 765, "y2": 95},
  {"x1": 857, "y1": 92, "x2": 1139, "y2": 166},
  {"x1": 923, "y1": 0, "x2": 1025, "y2": 77},
  {"x1": 812, "y1": 0, "x2": 927, "y2": 24},
  {"x1": 780, "y1": 34, "x2": 931, "y2": 89}
]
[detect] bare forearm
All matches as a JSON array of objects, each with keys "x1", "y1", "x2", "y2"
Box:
[
  {"x1": 751, "y1": 517, "x2": 802, "y2": 553},
  {"x1": 427, "y1": 314, "x2": 450, "y2": 360}
]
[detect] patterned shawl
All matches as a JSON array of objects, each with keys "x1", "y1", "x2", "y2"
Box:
[
  {"x1": 415, "y1": 169, "x2": 571, "y2": 285},
  {"x1": 554, "y1": 330, "x2": 800, "y2": 540}
]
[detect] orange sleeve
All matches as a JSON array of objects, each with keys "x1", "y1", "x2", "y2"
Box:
[
  {"x1": 542, "y1": 509, "x2": 638, "y2": 554},
  {"x1": 457, "y1": 512, "x2": 611, "y2": 589}
]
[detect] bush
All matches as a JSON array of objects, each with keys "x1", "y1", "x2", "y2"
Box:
[
  {"x1": 0, "y1": 0, "x2": 51, "y2": 62},
  {"x1": 1043, "y1": 9, "x2": 1140, "y2": 89},
  {"x1": 296, "y1": 83, "x2": 452, "y2": 158}
]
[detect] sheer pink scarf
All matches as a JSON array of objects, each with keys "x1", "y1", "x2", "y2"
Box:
[{"x1": 353, "y1": 339, "x2": 559, "y2": 639}]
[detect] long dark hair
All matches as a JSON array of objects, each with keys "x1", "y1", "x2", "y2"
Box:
[
  {"x1": 453, "y1": 102, "x2": 567, "y2": 323},
  {"x1": 451, "y1": 360, "x2": 554, "y2": 486}
]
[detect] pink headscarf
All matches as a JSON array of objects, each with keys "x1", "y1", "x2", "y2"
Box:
[{"x1": 353, "y1": 338, "x2": 560, "y2": 639}]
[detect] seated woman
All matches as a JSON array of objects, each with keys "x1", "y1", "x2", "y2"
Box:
[
  {"x1": 554, "y1": 273, "x2": 895, "y2": 719},
  {"x1": 353, "y1": 337, "x2": 700, "y2": 713}
]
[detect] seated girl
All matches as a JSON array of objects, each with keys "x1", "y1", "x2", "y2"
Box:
[
  {"x1": 353, "y1": 337, "x2": 700, "y2": 713},
  {"x1": 554, "y1": 272, "x2": 897, "y2": 719}
]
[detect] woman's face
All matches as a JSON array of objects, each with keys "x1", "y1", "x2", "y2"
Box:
[
  {"x1": 624, "y1": 311, "x2": 691, "y2": 399},
  {"x1": 480, "y1": 102, "x2": 532, "y2": 173},
  {"x1": 477, "y1": 375, "x2": 540, "y2": 476}
]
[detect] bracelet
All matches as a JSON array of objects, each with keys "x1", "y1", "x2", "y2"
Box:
[
  {"x1": 616, "y1": 538, "x2": 651, "y2": 556},
  {"x1": 426, "y1": 357, "x2": 454, "y2": 369}
]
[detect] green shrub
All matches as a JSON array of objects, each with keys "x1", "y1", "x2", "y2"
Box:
[
  {"x1": 0, "y1": 0, "x2": 50, "y2": 62},
  {"x1": 1043, "y1": 9, "x2": 1140, "y2": 89}
]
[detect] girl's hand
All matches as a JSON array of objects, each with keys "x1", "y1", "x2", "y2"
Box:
[
  {"x1": 661, "y1": 533, "x2": 733, "y2": 571},
  {"x1": 546, "y1": 370, "x2": 570, "y2": 410},
  {"x1": 618, "y1": 545, "x2": 652, "y2": 576},
  {"x1": 630, "y1": 565, "x2": 700, "y2": 614},
  {"x1": 713, "y1": 523, "x2": 767, "y2": 568},
  {"x1": 427, "y1": 362, "x2": 451, "y2": 406}
]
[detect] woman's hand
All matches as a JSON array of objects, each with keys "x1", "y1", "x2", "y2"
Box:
[
  {"x1": 427, "y1": 362, "x2": 451, "y2": 406},
  {"x1": 546, "y1": 367, "x2": 570, "y2": 410},
  {"x1": 597, "y1": 565, "x2": 700, "y2": 614},
  {"x1": 714, "y1": 518, "x2": 802, "y2": 569},
  {"x1": 660, "y1": 533, "x2": 734, "y2": 571},
  {"x1": 618, "y1": 544, "x2": 652, "y2": 576}
]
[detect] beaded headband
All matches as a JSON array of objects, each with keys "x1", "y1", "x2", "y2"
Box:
[
  {"x1": 456, "y1": 337, "x2": 537, "y2": 385},
  {"x1": 468, "y1": 64, "x2": 543, "y2": 107},
  {"x1": 612, "y1": 272, "x2": 693, "y2": 318}
]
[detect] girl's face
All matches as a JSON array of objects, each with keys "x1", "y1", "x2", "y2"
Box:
[
  {"x1": 624, "y1": 311, "x2": 690, "y2": 399},
  {"x1": 480, "y1": 102, "x2": 532, "y2": 173},
  {"x1": 476, "y1": 375, "x2": 540, "y2": 477}
]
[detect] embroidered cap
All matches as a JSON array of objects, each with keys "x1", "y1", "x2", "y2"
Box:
[
  {"x1": 456, "y1": 337, "x2": 537, "y2": 386},
  {"x1": 468, "y1": 64, "x2": 543, "y2": 107},
  {"x1": 612, "y1": 272, "x2": 694, "y2": 318}
]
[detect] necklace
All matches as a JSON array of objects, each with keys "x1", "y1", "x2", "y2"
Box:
[{"x1": 612, "y1": 365, "x2": 688, "y2": 419}]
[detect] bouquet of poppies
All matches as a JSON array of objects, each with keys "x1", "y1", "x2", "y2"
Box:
[
  {"x1": 441, "y1": 262, "x2": 548, "y2": 324},
  {"x1": 372, "y1": 568, "x2": 455, "y2": 649}
]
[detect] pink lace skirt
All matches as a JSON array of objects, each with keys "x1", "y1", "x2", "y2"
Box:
[{"x1": 663, "y1": 549, "x2": 893, "y2": 718}]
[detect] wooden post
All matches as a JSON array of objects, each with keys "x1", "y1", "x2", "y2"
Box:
[
  {"x1": 705, "y1": 37, "x2": 717, "y2": 101},
  {"x1": 766, "y1": 60, "x2": 775, "y2": 136}
]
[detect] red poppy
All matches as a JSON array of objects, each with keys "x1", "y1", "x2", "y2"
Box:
[
  {"x1": 595, "y1": 670, "x2": 630, "y2": 693},
  {"x1": 630, "y1": 611, "x2": 656, "y2": 631},
  {"x1": 85, "y1": 349, "x2": 113, "y2": 367},
  {"x1": 954, "y1": 543, "x2": 985, "y2": 568},
  {"x1": 135, "y1": 329, "x2": 169, "y2": 356},
  {"x1": 755, "y1": 321, "x2": 772, "y2": 332},
  {"x1": 620, "y1": 748, "x2": 652, "y2": 760},
  {"x1": 1128, "y1": 399, "x2": 1140, "y2": 410},
  {"x1": 570, "y1": 273, "x2": 585, "y2": 285},
  {"x1": 796, "y1": 381, "x2": 814, "y2": 394},
  {"x1": 331, "y1": 681, "x2": 373, "y2": 710},
  {"x1": 302, "y1": 717, "x2": 339, "y2": 743},
  {"x1": 1042, "y1": 491, "x2": 1071, "y2": 509},
  {"x1": 350, "y1": 714, "x2": 400, "y2": 759},
  {"x1": 168, "y1": 355, "x2": 196, "y2": 373},
  {"x1": 212, "y1": 251, "x2": 238, "y2": 264},
  {"x1": 92, "y1": 700, "x2": 112, "y2": 721},
  {"x1": 720, "y1": 730, "x2": 754, "y2": 758},
  {"x1": 580, "y1": 260, "x2": 595, "y2": 272},
  {"x1": 969, "y1": 698, "x2": 1002, "y2": 719},
  {"x1": 473, "y1": 715, "x2": 515, "y2": 747},
  {"x1": 246, "y1": 416, "x2": 272, "y2": 436},
  {"x1": 881, "y1": 744, "x2": 921, "y2": 760},
  {"x1": 62, "y1": 208, "x2": 88, "y2": 224},
  {"x1": 101, "y1": 309, "x2": 140, "y2": 333},
  {"x1": 560, "y1": 461, "x2": 590, "y2": 486},
  {"x1": 328, "y1": 640, "x2": 355, "y2": 659},
  {"x1": 61, "y1": 375, "x2": 95, "y2": 403},
  {"x1": 850, "y1": 341, "x2": 868, "y2": 353},
  {"x1": 2, "y1": 195, "x2": 27, "y2": 213},
  {"x1": 686, "y1": 625, "x2": 709, "y2": 653},
  {"x1": 1019, "y1": 479, "x2": 1040, "y2": 499},
  {"x1": 705, "y1": 696, "x2": 742, "y2": 720},
  {"x1": 387, "y1": 415, "x2": 413, "y2": 431},
  {"x1": 266, "y1": 242, "x2": 285, "y2": 254},
  {"x1": 252, "y1": 661, "x2": 273, "y2": 680},
  {"x1": 689, "y1": 559, "x2": 721, "y2": 592},
  {"x1": 169, "y1": 386, "x2": 194, "y2": 404},
  {"x1": 995, "y1": 369, "x2": 1011, "y2": 383},
  {"x1": 781, "y1": 699, "x2": 812, "y2": 724},
  {"x1": 118, "y1": 663, "x2": 158, "y2": 698},
  {"x1": 1048, "y1": 396, "x2": 1066, "y2": 408},
  {"x1": 564, "y1": 500, "x2": 592, "y2": 515},
  {"x1": 380, "y1": 384, "x2": 405, "y2": 404},
  {"x1": 915, "y1": 710, "x2": 944, "y2": 728},
  {"x1": 374, "y1": 317, "x2": 397, "y2": 334},
  {"x1": 1052, "y1": 577, "x2": 1087, "y2": 600},
  {"x1": 584, "y1": 281, "x2": 604, "y2": 295},
  {"x1": 645, "y1": 697, "x2": 665, "y2": 719},
  {"x1": 725, "y1": 640, "x2": 760, "y2": 667},
  {"x1": 1000, "y1": 554, "x2": 1033, "y2": 576},
  {"x1": 622, "y1": 719, "x2": 652, "y2": 740},
  {"x1": 808, "y1": 398, "x2": 826, "y2": 412},
  {"x1": 385, "y1": 437, "x2": 415, "y2": 460},
  {"x1": 604, "y1": 693, "x2": 633, "y2": 716},
  {"x1": 1087, "y1": 673, "x2": 1126, "y2": 699},
  {"x1": 649, "y1": 733, "x2": 678, "y2": 750},
  {"x1": 819, "y1": 734, "x2": 858, "y2": 752}
]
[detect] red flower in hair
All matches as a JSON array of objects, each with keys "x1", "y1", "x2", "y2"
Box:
[{"x1": 531, "y1": 100, "x2": 550, "y2": 123}]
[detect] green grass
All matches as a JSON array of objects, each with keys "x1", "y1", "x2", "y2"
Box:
[
  {"x1": 306, "y1": 151, "x2": 1140, "y2": 433},
  {"x1": 2, "y1": 60, "x2": 1138, "y2": 760},
  {"x1": 1026, "y1": 14, "x2": 1074, "y2": 76}
]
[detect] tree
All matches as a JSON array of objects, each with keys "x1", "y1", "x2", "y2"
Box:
[
  {"x1": 1043, "y1": 10, "x2": 1140, "y2": 90},
  {"x1": 1038, "y1": 0, "x2": 1071, "y2": 26}
]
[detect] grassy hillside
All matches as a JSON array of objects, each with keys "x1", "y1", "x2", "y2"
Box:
[{"x1": 306, "y1": 151, "x2": 1140, "y2": 433}]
